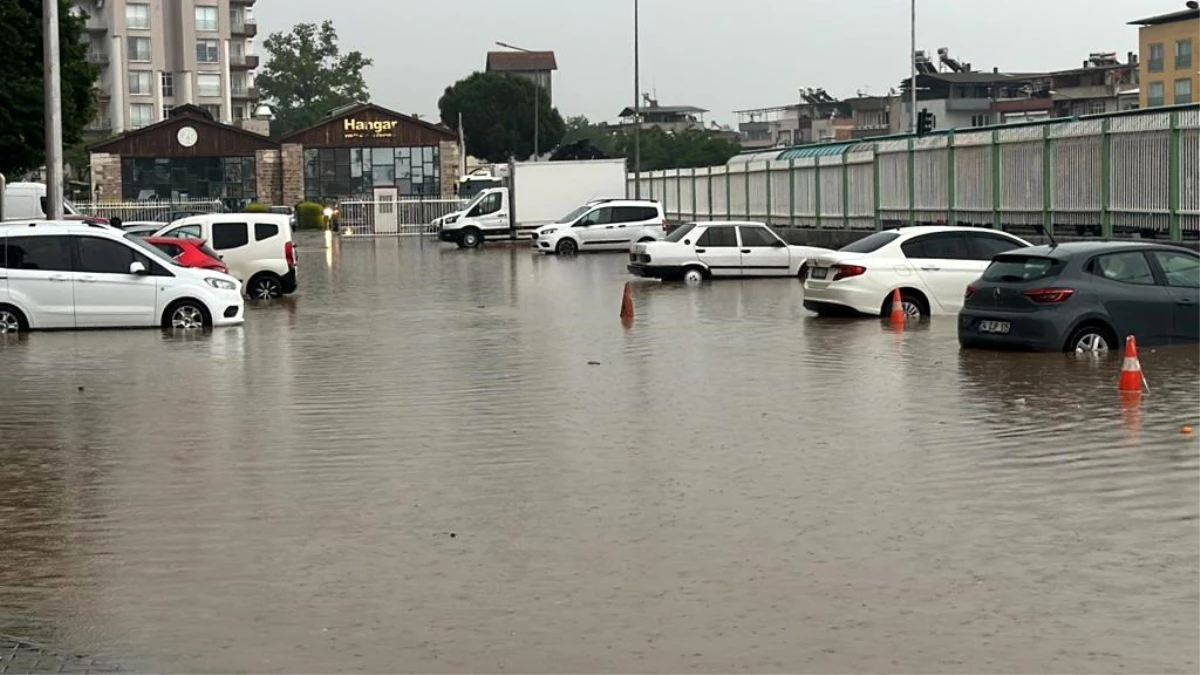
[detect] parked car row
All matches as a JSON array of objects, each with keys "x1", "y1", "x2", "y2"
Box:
[{"x1": 0, "y1": 214, "x2": 298, "y2": 334}]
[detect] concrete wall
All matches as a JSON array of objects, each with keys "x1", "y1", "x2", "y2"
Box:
[
  {"x1": 255, "y1": 149, "x2": 281, "y2": 205},
  {"x1": 89, "y1": 153, "x2": 122, "y2": 201},
  {"x1": 438, "y1": 140, "x2": 460, "y2": 199},
  {"x1": 280, "y1": 143, "x2": 305, "y2": 205}
]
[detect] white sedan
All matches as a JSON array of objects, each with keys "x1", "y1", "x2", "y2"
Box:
[
  {"x1": 627, "y1": 221, "x2": 830, "y2": 283},
  {"x1": 802, "y1": 226, "x2": 1032, "y2": 319}
]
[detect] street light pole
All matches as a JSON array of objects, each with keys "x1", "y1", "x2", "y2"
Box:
[
  {"x1": 909, "y1": 0, "x2": 918, "y2": 134},
  {"x1": 44, "y1": 0, "x2": 65, "y2": 219},
  {"x1": 633, "y1": 0, "x2": 641, "y2": 198}
]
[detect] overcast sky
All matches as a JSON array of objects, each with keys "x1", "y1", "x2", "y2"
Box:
[{"x1": 257, "y1": 0, "x2": 1176, "y2": 126}]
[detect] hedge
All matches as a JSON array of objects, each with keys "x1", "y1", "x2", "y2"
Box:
[{"x1": 296, "y1": 202, "x2": 326, "y2": 230}]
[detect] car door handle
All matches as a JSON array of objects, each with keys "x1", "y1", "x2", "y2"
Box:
[
  {"x1": 1177, "y1": 298, "x2": 1196, "y2": 305},
  {"x1": 49, "y1": 274, "x2": 69, "y2": 282},
  {"x1": 741, "y1": 249, "x2": 751, "y2": 254},
  {"x1": 618, "y1": 224, "x2": 627, "y2": 228},
  {"x1": 605, "y1": 225, "x2": 614, "y2": 229},
  {"x1": 696, "y1": 248, "x2": 707, "y2": 253},
  {"x1": 920, "y1": 265, "x2": 941, "y2": 271},
  {"x1": 78, "y1": 276, "x2": 96, "y2": 283}
]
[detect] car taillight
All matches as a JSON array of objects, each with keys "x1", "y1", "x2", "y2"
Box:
[
  {"x1": 1022, "y1": 287, "x2": 1074, "y2": 304},
  {"x1": 285, "y1": 241, "x2": 296, "y2": 267},
  {"x1": 661, "y1": 218, "x2": 668, "y2": 231},
  {"x1": 831, "y1": 264, "x2": 866, "y2": 281},
  {"x1": 965, "y1": 284, "x2": 978, "y2": 299}
]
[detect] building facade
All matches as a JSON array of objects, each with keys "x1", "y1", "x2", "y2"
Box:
[
  {"x1": 485, "y1": 50, "x2": 557, "y2": 102},
  {"x1": 72, "y1": 0, "x2": 261, "y2": 137},
  {"x1": 88, "y1": 103, "x2": 461, "y2": 205},
  {"x1": 1130, "y1": 7, "x2": 1199, "y2": 108}
]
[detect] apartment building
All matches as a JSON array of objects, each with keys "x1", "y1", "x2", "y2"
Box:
[
  {"x1": 73, "y1": 0, "x2": 260, "y2": 136},
  {"x1": 1130, "y1": 6, "x2": 1199, "y2": 108}
]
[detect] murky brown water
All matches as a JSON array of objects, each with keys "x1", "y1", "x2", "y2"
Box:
[{"x1": 2, "y1": 234, "x2": 1198, "y2": 674}]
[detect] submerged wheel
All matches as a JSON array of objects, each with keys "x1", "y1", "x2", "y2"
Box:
[
  {"x1": 1065, "y1": 324, "x2": 1115, "y2": 354},
  {"x1": 164, "y1": 300, "x2": 210, "y2": 330},
  {"x1": 556, "y1": 238, "x2": 579, "y2": 256},
  {"x1": 0, "y1": 306, "x2": 27, "y2": 334},
  {"x1": 681, "y1": 266, "x2": 705, "y2": 284},
  {"x1": 884, "y1": 291, "x2": 928, "y2": 319},
  {"x1": 249, "y1": 274, "x2": 283, "y2": 300},
  {"x1": 460, "y1": 229, "x2": 482, "y2": 249}
]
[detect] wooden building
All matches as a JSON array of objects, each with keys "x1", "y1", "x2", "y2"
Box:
[{"x1": 88, "y1": 102, "x2": 461, "y2": 206}]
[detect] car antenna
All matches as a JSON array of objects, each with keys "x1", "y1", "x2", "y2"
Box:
[{"x1": 1036, "y1": 223, "x2": 1058, "y2": 248}]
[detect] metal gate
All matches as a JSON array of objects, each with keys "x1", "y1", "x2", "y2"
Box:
[{"x1": 338, "y1": 198, "x2": 466, "y2": 236}]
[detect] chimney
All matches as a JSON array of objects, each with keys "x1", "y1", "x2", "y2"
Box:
[
  {"x1": 993, "y1": 66, "x2": 999, "y2": 74},
  {"x1": 1129, "y1": 51, "x2": 1138, "y2": 65}
]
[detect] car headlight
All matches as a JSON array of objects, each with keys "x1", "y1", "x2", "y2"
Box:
[
  {"x1": 445, "y1": 214, "x2": 459, "y2": 224},
  {"x1": 540, "y1": 228, "x2": 558, "y2": 236},
  {"x1": 206, "y1": 277, "x2": 238, "y2": 291}
]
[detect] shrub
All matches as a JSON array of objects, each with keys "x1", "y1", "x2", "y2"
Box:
[
  {"x1": 244, "y1": 201, "x2": 270, "y2": 213},
  {"x1": 296, "y1": 201, "x2": 326, "y2": 230}
]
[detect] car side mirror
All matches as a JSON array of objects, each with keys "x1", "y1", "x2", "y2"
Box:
[
  {"x1": 130, "y1": 261, "x2": 147, "y2": 275},
  {"x1": 110, "y1": 217, "x2": 123, "y2": 229}
]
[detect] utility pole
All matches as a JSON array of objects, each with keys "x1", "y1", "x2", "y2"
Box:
[
  {"x1": 44, "y1": 0, "x2": 65, "y2": 219},
  {"x1": 633, "y1": 0, "x2": 641, "y2": 198},
  {"x1": 909, "y1": 0, "x2": 918, "y2": 135}
]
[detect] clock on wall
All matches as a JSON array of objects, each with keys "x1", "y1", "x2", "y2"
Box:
[{"x1": 177, "y1": 126, "x2": 198, "y2": 148}]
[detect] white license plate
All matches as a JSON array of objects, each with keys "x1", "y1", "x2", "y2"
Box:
[
  {"x1": 978, "y1": 320, "x2": 1011, "y2": 334},
  {"x1": 811, "y1": 267, "x2": 828, "y2": 280}
]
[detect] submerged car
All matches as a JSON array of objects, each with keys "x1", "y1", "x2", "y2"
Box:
[
  {"x1": 627, "y1": 221, "x2": 829, "y2": 283},
  {"x1": 958, "y1": 241, "x2": 1199, "y2": 352},
  {"x1": 802, "y1": 226, "x2": 1032, "y2": 319},
  {"x1": 532, "y1": 199, "x2": 667, "y2": 255}
]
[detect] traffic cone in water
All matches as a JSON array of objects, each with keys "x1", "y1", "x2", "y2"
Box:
[
  {"x1": 1118, "y1": 335, "x2": 1146, "y2": 393},
  {"x1": 889, "y1": 288, "x2": 906, "y2": 326},
  {"x1": 620, "y1": 282, "x2": 634, "y2": 321}
]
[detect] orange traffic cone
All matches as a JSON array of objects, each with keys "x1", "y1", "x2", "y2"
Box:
[
  {"x1": 620, "y1": 282, "x2": 634, "y2": 322},
  {"x1": 1118, "y1": 335, "x2": 1147, "y2": 393},
  {"x1": 889, "y1": 288, "x2": 906, "y2": 326}
]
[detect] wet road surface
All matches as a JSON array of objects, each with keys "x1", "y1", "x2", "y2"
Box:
[{"x1": 1, "y1": 234, "x2": 1197, "y2": 673}]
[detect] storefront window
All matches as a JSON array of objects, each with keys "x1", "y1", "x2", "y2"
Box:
[
  {"x1": 303, "y1": 145, "x2": 440, "y2": 201},
  {"x1": 122, "y1": 156, "x2": 256, "y2": 201}
]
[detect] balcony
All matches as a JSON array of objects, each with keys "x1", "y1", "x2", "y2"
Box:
[
  {"x1": 230, "y1": 54, "x2": 260, "y2": 70},
  {"x1": 231, "y1": 21, "x2": 258, "y2": 37},
  {"x1": 231, "y1": 86, "x2": 260, "y2": 99},
  {"x1": 86, "y1": 51, "x2": 109, "y2": 65}
]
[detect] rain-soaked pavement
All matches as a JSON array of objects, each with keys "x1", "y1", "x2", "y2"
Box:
[{"x1": 1, "y1": 233, "x2": 1197, "y2": 674}]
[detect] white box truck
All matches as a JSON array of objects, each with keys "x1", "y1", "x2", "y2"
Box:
[{"x1": 437, "y1": 158, "x2": 627, "y2": 248}]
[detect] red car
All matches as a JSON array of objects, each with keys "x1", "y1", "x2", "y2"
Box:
[{"x1": 143, "y1": 236, "x2": 228, "y2": 274}]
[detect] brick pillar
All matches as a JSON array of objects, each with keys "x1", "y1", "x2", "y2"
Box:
[
  {"x1": 89, "y1": 152, "x2": 122, "y2": 201},
  {"x1": 281, "y1": 143, "x2": 305, "y2": 205},
  {"x1": 255, "y1": 149, "x2": 282, "y2": 205},
  {"x1": 438, "y1": 140, "x2": 461, "y2": 199}
]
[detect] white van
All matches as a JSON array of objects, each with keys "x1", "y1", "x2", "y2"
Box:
[
  {"x1": 154, "y1": 213, "x2": 297, "y2": 299},
  {"x1": 0, "y1": 220, "x2": 244, "y2": 333},
  {"x1": 2, "y1": 182, "x2": 117, "y2": 226}
]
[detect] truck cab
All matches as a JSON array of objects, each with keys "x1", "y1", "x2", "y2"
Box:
[{"x1": 437, "y1": 188, "x2": 509, "y2": 248}]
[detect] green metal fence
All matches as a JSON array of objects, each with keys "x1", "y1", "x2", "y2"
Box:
[{"x1": 628, "y1": 106, "x2": 1200, "y2": 242}]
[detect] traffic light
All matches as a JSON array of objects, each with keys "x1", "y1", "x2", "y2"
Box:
[{"x1": 916, "y1": 109, "x2": 935, "y2": 136}]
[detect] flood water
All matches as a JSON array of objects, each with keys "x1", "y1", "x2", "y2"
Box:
[{"x1": 1, "y1": 234, "x2": 1197, "y2": 674}]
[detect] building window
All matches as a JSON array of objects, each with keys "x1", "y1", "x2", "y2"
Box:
[
  {"x1": 1175, "y1": 78, "x2": 1193, "y2": 105},
  {"x1": 125, "y1": 3, "x2": 150, "y2": 29},
  {"x1": 1177, "y1": 39, "x2": 1193, "y2": 70},
  {"x1": 970, "y1": 114, "x2": 990, "y2": 128},
  {"x1": 127, "y1": 37, "x2": 151, "y2": 62},
  {"x1": 161, "y1": 72, "x2": 175, "y2": 98},
  {"x1": 122, "y1": 157, "x2": 257, "y2": 201},
  {"x1": 202, "y1": 104, "x2": 222, "y2": 120},
  {"x1": 1148, "y1": 43, "x2": 1164, "y2": 72},
  {"x1": 196, "y1": 39, "x2": 220, "y2": 63},
  {"x1": 129, "y1": 71, "x2": 152, "y2": 95},
  {"x1": 130, "y1": 104, "x2": 154, "y2": 129},
  {"x1": 197, "y1": 73, "x2": 222, "y2": 98},
  {"x1": 1148, "y1": 81, "x2": 1165, "y2": 107},
  {"x1": 231, "y1": 71, "x2": 247, "y2": 97},
  {"x1": 1087, "y1": 101, "x2": 1107, "y2": 115},
  {"x1": 194, "y1": 6, "x2": 218, "y2": 32},
  {"x1": 162, "y1": 105, "x2": 172, "y2": 120},
  {"x1": 233, "y1": 105, "x2": 246, "y2": 120},
  {"x1": 303, "y1": 146, "x2": 441, "y2": 200}
]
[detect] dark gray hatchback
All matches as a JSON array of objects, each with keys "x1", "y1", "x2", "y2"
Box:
[{"x1": 958, "y1": 242, "x2": 1199, "y2": 352}]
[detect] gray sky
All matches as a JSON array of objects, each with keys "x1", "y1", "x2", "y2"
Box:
[{"x1": 258, "y1": 0, "x2": 1168, "y2": 126}]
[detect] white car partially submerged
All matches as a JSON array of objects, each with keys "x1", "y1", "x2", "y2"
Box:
[{"x1": 627, "y1": 221, "x2": 830, "y2": 283}]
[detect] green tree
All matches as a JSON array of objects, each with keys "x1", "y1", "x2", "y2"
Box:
[
  {"x1": 257, "y1": 21, "x2": 372, "y2": 136},
  {"x1": 439, "y1": 72, "x2": 564, "y2": 163},
  {"x1": 0, "y1": 0, "x2": 98, "y2": 177},
  {"x1": 614, "y1": 127, "x2": 741, "y2": 171},
  {"x1": 560, "y1": 115, "x2": 621, "y2": 157}
]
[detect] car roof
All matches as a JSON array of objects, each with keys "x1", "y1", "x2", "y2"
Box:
[
  {"x1": 686, "y1": 220, "x2": 768, "y2": 227},
  {"x1": 877, "y1": 225, "x2": 1025, "y2": 237},
  {"x1": 143, "y1": 236, "x2": 205, "y2": 245},
  {"x1": 1005, "y1": 240, "x2": 1199, "y2": 258},
  {"x1": 0, "y1": 220, "x2": 120, "y2": 236},
  {"x1": 174, "y1": 213, "x2": 291, "y2": 223},
  {"x1": 587, "y1": 198, "x2": 661, "y2": 206}
]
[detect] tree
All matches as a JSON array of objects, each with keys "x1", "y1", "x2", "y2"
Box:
[
  {"x1": 555, "y1": 116, "x2": 741, "y2": 172},
  {"x1": 439, "y1": 72, "x2": 564, "y2": 163},
  {"x1": 0, "y1": 0, "x2": 98, "y2": 177},
  {"x1": 257, "y1": 21, "x2": 372, "y2": 136}
]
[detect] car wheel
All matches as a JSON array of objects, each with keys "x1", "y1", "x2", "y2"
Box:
[
  {"x1": 164, "y1": 300, "x2": 210, "y2": 330},
  {"x1": 460, "y1": 228, "x2": 482, "y2": 249},
  {"x1": 681, "y1": 266, "x2": 706, "y2": 284},
  {"x1": 1066, "y1": 324, "x2": 1115, "y2": 354},
  {"x1": 556, "y1": 238, "x2": 579, "y2": 256},
  {"x1": 0, "y1": 305, "x2": 27, "y2": 334},
  {"x1": 248, "y1": 274, "x2": 284, "y2": 300},
  {"x1": 885, "y1": 291, "x2": 928, "y2": 319}
]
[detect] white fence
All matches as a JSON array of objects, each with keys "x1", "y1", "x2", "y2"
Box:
[
  {"x1": 337, "y1": 199, "x2": 466, "y2": 237},
  {"x1": 73, "y1": 198, "x2": 229, "y2": 223}
]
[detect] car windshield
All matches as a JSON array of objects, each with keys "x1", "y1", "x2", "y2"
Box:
[
  {"x1": 123, "y1": 232, "x2": 180, "y2": 267},
  {"x1": 982, "y1": 255, "x2": 1063, "y2": 282},
  {"x1": 839, "y1": 231, "x2": 901, "y2": 253},
  {"x1": 666, "y1": 222, "x2": 697, "y2": 242},
  {"x1": 556, "y1": 205, "x2": 592, "y2": 224}
]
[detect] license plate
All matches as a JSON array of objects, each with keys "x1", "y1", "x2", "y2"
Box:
[
  {"x1": 978, "y1": 320, "x2": 1011, "y2": 334},
  {"x1": 811, "y1": 267, "x2": 828, "y2": 280}
]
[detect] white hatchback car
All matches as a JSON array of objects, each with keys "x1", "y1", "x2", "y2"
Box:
[
  {"x1": 0, "y1": 221, "x2": 244, "y2": 333},
  {"x1": 627, "y1": 221, "x2": 830, "y2": 283},
  {"x1": 155, "y1": 214, "x2": 297, "y2": 299},
  {"x1": 802, "y1": 226, "x2": 1032, "y2": 319},
  {"x1": 532, "y1": 199, "x2": 667, "y2": 255}
]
